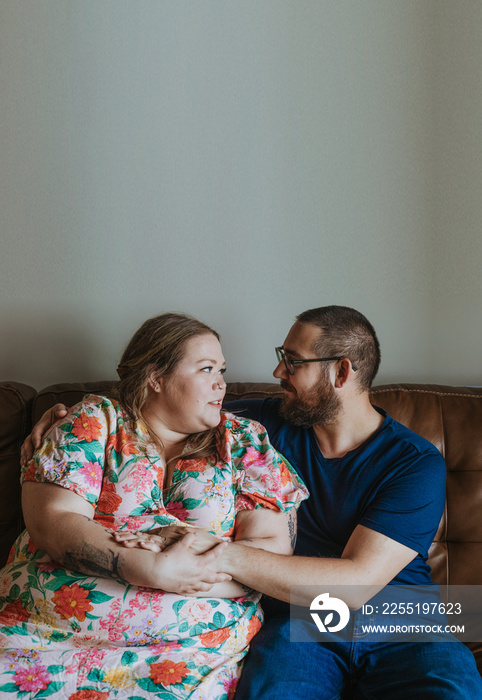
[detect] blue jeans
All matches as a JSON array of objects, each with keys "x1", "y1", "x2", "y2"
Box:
[{"x1": 236, "y1": 616, "x2": 482, "y2": 699}]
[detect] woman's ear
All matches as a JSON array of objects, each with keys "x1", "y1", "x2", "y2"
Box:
[{"x1": 147, "y1": 370, "x2": 162, "y2": 392}]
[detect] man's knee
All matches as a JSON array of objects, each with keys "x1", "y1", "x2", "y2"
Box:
[{"x1": 237, "y1": 620, "x2": 349, "y2": 699}]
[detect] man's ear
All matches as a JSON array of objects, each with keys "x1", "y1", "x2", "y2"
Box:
[{"x1": 333, "y1": 359, "x2": 352, "y2": 389}]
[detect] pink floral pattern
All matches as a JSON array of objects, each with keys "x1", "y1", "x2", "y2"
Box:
[{"x1": 0, "y1": 395, "x2": 308, "y2": 699}]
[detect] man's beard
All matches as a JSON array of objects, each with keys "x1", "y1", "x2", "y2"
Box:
[{"x1": 279, "y1": 379, "x2": 341, "y2": 427}]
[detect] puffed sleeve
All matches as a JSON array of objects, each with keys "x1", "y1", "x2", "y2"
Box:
[
  {"x1": 21, "y1": 395, "x2": 115, "y2": 506},
  {"x1": 218, "y1": 412, "x2": 309, "y2": 512}
]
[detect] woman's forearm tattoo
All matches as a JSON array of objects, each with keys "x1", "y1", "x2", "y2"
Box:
[
  {"x1": 60, "y1": 515, "x2": 127, "y2": 582},
  {"x1": 288, "y1": 510, "x2": 297, "y2": 549},
  {"x1": 61, "y1": 543, "x2": 126, "y2": 582}
]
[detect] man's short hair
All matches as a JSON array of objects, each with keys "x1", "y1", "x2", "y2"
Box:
[{"x1": 296, "y1": 306, "x2": 381, "y2": 391}]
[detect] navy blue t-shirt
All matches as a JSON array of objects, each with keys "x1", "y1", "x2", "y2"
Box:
[{"x1": 226, "y1": 398, "x2": 446, "y2": 587}]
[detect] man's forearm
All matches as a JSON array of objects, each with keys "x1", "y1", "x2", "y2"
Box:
[
  {"x1": 219, "y1": 543, "x2": 356, "y2": 605},
  {"x1": 219, "y1": 543, "x2": 392, "y2": 608},
  {"x1": 219, "y1": 523, "x2": 418, "y2": 608}
]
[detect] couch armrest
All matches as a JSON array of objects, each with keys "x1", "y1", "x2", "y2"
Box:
[{"x1": 0, "y1": 382, "x2": 37, "y2": 566}]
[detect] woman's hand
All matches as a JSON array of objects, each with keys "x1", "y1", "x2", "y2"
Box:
[
  {"x1": 114, "y1": 526, "x2": 222, "y2": 554},
  {"x1": 21, "y1": 403, "x2": 69, "y2": 464},
  {"x1": 113, "y1": 527, "x2": 182, "y2": 552}
]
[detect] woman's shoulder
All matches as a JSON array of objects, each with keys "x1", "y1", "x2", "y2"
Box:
[
  {"x1": 65, "y1": 394, "x2": 125, "y2": 426},
  {"x1": 219, "y1": 411, "x2": 269, "y2": 439},
  {"x1": 71, "y1": 394, "x2": 121, "y2": 412},
  {"x1": 39, "y1": 395, "x2": 133, "y2": 451}
]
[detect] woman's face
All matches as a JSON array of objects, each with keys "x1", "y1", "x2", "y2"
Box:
[{"x1": 146, "y1": 333, "x2": 227, "y2": 438}]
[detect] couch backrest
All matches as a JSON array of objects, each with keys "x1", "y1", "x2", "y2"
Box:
[
  {"x1": 369, "y1": 384, "x2": 482, "y2": 588},
  {"x1": 2, "y1": 381, "x2": 482, "y2": 589}
]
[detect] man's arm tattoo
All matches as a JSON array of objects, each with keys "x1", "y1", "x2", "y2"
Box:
[{"x1": 288, "y1": 509, "x2": 297, "y2": 549}]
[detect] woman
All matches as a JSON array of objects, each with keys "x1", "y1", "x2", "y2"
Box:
[{"x1": 0, "y1": 313, "x2": 308, "y2": 699}]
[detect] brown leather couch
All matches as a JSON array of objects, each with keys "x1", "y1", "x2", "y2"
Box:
[{"x1": 1, "y1": 380, "x2": 481, "y2": 673}]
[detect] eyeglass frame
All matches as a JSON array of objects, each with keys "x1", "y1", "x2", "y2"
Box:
[{"x1": 275, "y1": 346, "x2": 358, "y2": 375}]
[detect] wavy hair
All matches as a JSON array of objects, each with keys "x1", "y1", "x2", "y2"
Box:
[{"x1": 114, "y1": 312, "x2": 221, "y2": 464}]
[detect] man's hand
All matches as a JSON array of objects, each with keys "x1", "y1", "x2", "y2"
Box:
[
  {"x1": 153, "y1": 533, "x2": 231, "y2": 595},
  {"x1": 21, "y1": 403, "x2": 69, "y2": 464}
]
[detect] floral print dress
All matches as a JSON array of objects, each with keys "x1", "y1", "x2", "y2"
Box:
[{"x1": 0, "y1": 395, "x2": 308, "y2": 700}]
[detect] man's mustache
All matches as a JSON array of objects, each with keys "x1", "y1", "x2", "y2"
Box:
[{"x1": 280, "y1": 380, "x2": 295, "y2": 393}]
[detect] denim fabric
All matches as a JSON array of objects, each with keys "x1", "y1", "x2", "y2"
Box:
[{"x1": 236, "y1": 616, "x2": 482, "y2": 699}]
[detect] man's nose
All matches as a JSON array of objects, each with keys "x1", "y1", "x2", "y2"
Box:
[{"x1": 273, "y1": 360, "x2": 287, "y2": 380}]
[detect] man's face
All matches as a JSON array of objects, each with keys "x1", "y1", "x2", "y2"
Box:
[{"x1": 273, "y1": 321, "x2": 341, "y2": 427}]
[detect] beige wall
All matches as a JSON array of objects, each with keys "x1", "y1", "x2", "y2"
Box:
[
  {"x1": 0, "y1": 2, "x2": 480, "y2": 389},
  {"x1": 431, "y1": 3, "x2": 482, "y2": 382}
]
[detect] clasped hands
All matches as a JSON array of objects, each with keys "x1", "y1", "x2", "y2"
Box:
[
  {"x1": 114, "y1": 524, "x2": 220, "y2": 554},
  {"x1": 113, "y1": 525, "x2": 234, "y2": 596}
]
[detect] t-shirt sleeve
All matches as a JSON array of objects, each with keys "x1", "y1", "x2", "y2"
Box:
[
  {"x1": 221, "y1": 413, "x2": 309, "y2": 513},
  {"x1": 21, "y1": 395, "x2": 113, "y2": 506},
  {"x1": 359, "y1": 450, "x2": 446, "y2": 558}
]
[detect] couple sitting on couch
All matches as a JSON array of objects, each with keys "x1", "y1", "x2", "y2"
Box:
[{"x1": 0, "y1": 305, "x2": 480, "y2": 699}]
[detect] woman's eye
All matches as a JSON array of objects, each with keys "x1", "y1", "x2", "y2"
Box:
[{"x1": 201, "y1": 366, "x2": 226, "y2": 374}]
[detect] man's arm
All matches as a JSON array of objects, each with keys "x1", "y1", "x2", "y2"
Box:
[{"x1": 217, "y1": 524, "x2": 417, "y2": 608}]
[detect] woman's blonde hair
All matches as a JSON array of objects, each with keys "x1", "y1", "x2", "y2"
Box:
[{"x1": 114, "y1": 312, "x2": 221, "y2": 463}]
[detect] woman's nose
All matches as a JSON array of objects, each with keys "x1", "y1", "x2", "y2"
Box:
[{"x1": 214, "y1": 375, "x2": 226, "y2": 390}]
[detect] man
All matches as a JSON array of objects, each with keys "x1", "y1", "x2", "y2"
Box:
[
  {"x1": 23, "y1": 306, "x2": 482, "y2": 697},
  {"x1": 220, "y1": 306, "x2": 482, "y2": 698}
]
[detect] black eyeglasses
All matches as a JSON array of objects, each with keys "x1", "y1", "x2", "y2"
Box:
[{"x1": 275, "y1": 346, "x2": 358, "y2": 375}]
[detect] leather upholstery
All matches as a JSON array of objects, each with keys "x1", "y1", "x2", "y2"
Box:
[
  {"x1": 0, "y1": 382, "x2": 36, "y2": 565},
  {"x1": 1, "y1": 380, "x2": 481, "y2": 670}
]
